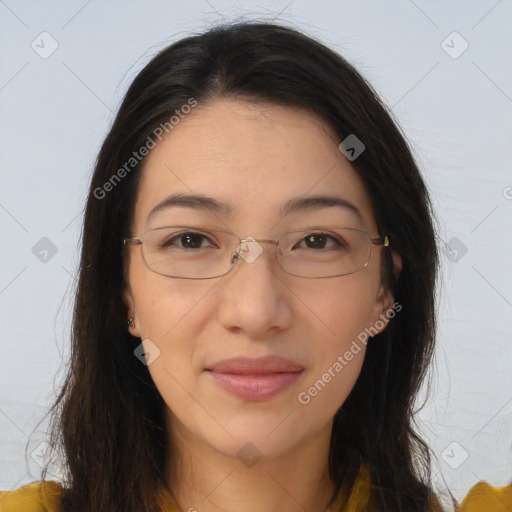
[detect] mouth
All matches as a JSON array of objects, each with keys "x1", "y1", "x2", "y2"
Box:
[{"x1": 204, "y1": 355, "x2": 304, "y2": 401}]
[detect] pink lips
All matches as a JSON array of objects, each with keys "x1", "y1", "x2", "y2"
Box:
[{"x1": 205, "y1": 355, "x2": 304, "y2": 401}]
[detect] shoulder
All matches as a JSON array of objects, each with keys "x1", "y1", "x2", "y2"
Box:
[
  {"x1": 0, "y1": 480, "x2": 64, "y2": 512},
  {"x1": 330, "y1": 464, "x2": 512, "y2": 512},
  {"x1": 457, "y1": 479, "x2": 512, "y2": 511}
]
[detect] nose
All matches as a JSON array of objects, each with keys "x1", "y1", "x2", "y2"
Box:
[{"x1": 217, "y1": 238, "x2": 293, "y2": 339}]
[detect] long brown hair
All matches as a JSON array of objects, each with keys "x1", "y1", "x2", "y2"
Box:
[{"x1": 39, "y1": 21, "x2": 453, "y2": 511}]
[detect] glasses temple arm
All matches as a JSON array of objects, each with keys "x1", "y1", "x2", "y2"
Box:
[
  {"x1": 123, "y1": 238, "x2": 142, "y2": 247},
  {"x1": 370, "y1": 235, "x2": 389, "y2": 246}
]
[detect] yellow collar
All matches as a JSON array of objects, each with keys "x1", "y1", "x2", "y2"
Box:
[{"x1": 156, "y1": 465, "x2": 371, "y2": 512}]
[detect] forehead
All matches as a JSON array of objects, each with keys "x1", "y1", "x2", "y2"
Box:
[{"x1": 132, "y1": 99, "x2": 377, "y2": 234}]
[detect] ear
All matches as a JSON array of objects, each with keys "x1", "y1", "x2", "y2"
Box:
[
  {"x1": 391, "y1": 249, "x2": 402, "y2": 282},
  {"x1": 369, "y1": 251, "x2": 402, "y2": 335},
  {"x1": 123, "y1": 283, "x2": 141, "y2": 338}
]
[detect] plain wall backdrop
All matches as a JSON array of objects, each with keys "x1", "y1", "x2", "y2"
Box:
[{"x1": 1, "y1": 0, "x2": 511, "y2": 507}]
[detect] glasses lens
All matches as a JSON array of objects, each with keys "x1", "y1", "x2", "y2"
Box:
[
  {"x1": 278, "y1": 227, "x2": 371, "y2": 278},
  {"x1": 142, "y1": 227, "x2": 238, "y2": 278},
  {"x1": 140, "y1": 226, "x2": 373, "y2": 279}
]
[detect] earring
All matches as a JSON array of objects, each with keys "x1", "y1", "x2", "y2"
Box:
[{"x1": 127, "y1": 316, "x2": 135, "y2": 328}]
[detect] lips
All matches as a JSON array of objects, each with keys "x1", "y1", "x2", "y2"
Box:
[
  {"x1": 205, "y1": 355, "x2": 304, "y2": 401},
  {"x1": 205, "y1": 355, "x2": 304, "y2": 374}
]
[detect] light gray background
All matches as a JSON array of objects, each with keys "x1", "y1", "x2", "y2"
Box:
[{"x1": 1, "y1": 0, "x2": 511, "y2": 507}]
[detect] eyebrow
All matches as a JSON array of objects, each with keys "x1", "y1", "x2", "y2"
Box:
[{"x1": 147, "y1": 192, "x2": 365, "y2": 225}]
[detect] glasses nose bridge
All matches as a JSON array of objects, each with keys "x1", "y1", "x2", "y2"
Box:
[
  {"x1": 231, "y1": 237, "x2": 279, "y2": 266},
  {"x1": 239, "y1": 237, "x2": 278, "y2": 246}
]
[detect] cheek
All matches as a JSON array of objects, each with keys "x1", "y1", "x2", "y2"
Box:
[
  {"x1": 298, "y1": 347, "x2": 366, "y2": 416},
  {"x1": 296, "y1": 274, "x2": 377, "y2": 396},
  {"x1": 300, "y1": 272, "x2": 378, "y2": 347},
  {"x1": 130, "y1": 255, "x2": 213, "y2": 338},
  {"x1": 128, "y1": 261, "x2": 214, "y2": 384},
  {"x1": 133, "y1": 280, "x2": 212, "y2": 418}
]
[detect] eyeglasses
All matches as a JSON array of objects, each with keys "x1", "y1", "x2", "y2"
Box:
[{"x1": 122, "y1": 225, "x2": 389, "y2": 279}]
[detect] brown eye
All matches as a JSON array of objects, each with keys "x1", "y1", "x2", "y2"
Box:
[
  {"x1": 162, "y1": 232, "x2": 214, "y2": 249},
  {"x1": 294, "y1": 233, "x2": 344, "y2": 250}
]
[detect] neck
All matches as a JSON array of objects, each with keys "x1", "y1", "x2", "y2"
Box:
[{"x1": 165, "y1": 414, "x2": 337, "y2": 512}]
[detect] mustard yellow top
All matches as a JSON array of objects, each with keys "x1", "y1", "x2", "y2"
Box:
[{"x1": 1, "y1": 467, "x2": 511, "y2": 511}]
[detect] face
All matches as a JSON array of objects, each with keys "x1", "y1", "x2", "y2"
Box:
[{"x1": 123, "y1": 98, "x2": 399, "y2": 465}]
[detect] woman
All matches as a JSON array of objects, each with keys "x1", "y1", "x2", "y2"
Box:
[{"x1": 1, "y1": 21, "x2": 510, "y2": 512}]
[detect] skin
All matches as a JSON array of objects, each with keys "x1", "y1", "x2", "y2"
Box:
[{"x1": 123, "y1": 98, "x2": 401, "y2": 512}]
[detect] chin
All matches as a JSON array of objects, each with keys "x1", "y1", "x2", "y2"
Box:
[{"x1": 206, "y1": 433, "x2": 299, "y2": 464}]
